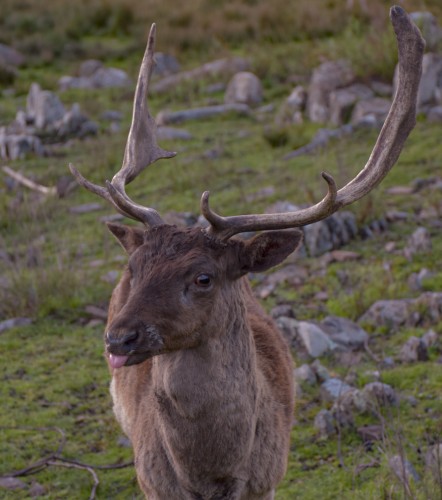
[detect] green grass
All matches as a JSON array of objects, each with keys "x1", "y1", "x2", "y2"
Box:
[{"x1": 1, "y1": 2, "x2": 441, "y2": 498}]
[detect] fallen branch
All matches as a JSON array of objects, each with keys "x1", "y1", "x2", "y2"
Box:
[
  {"x1": 0, "y1": 426, "x2": 134, "y2": 498},
  {"x1": 2, "y1": 166, "x2": 57, "y2": 195}
]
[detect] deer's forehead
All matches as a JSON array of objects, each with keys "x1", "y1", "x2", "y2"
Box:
[{"x1": 129, "y1": 226, "x2": 233, "y2": 270}]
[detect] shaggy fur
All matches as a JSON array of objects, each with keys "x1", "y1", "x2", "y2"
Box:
[{"x1": 105, "y1": 224, "x2": 302, "y2": 499}]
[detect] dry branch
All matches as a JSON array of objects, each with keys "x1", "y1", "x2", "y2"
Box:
[{"x1": 2, "y1": 166, "x2": 57, "y2": 195}]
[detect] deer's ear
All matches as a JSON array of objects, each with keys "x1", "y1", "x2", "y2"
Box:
[
  {"x1": 106, "y1": 223, "x2": 145, "y2": 255},
  {"x1": 236, "y1": 230, "x2": 303, "y2": 276}
]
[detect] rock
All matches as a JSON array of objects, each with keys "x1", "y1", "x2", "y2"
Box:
[
  {"x1": 157, "y1": 126, "x2": 193, "y2": 141},
  {"x1": 370, "y1": 81, "x2": 393, "y2": 97},
  {"x1": 408, "y1": 268, "x2": 434, "y2": 291},
  {"x1": 0, "y1": 43, "x2": 25, "y2": 67},
  {"x1": 297, "y1": 321, "x2": 337, "y2": 358},
  {"x1": 389, "y1": 455, "x2": 420, "y2": 484},
  {"x1": 224, "y1": 72, "x2": 262, "y2": 107},
  {"x1": 314, "y1": 409, "x2": 335, "y2": 438},
  {"x1": 153, "y1": 53, "x2": 180, "y2": 77},
  {"x1": 294, "y1": 364, "x2": 316, "y2": 385},
  {"x1": 69, "y1": 203, "x2": 103, "y2": 214},
  {"x1": 79, "y1": 59, "x2": 103, "y2": 77},
  {"x1": 427, "y1": 105, "x2": 442, "y2": 123},
  {"x1": 425, "y1": 443, "x2": 442, "y2": 478},
  {"x1": 310, "y1": 360, "x2": 330, "y2": 382},
  {"x1": 410, "y1": 12, "x2": 442, "y2": 52},
  {"x1": 331, "y1": 388, "x2": 368, "y2": 427},
  {"x1": 162, "y1": 211, "x2": 197, "y2": 227},
  {"x1": 92, "y1": 67, "x2": 131, "y2": 88},
  {"x1": 153, "y1": 57, "x2": 250, "y2": 94},
  {"x1": 358, "y1": 298, "x2": 419, "y2": 331},
  {"x1": 101, "y1": 110, "x2": 123, "y2": 122},
  {"x1": 320, "y1": 316, "x2": 369, "y2": 350},
  {"x1": 422, "y1": 329, "x2": 438, "y2": 348},
  {"x1": 0, "y1": 477, "x2": 27, "y2": 490},
  {"x1": 303, "y1": 220, "x2": 333, "y2": 257},
  {"x1": 417, "y1": 292, "x2": 442, "y2": 323},
  {"x1": 357, "y1": 424, "x2": 384, "y2": 444},
  {"x1": 29, "y1": 481, "x2": 46, "y2": 497},
  {"x1": 329, "y1": 83, "x2": 374, "y2": 126},
  {"x1": 351, "y1": 97, "x2": 391, "y2": 126},
  {"x1": 57, "y1": 103, "x2": 92, "y2": 137},
  {"x1": 404, "y1": 227, "x2": 432, "y2": 258},
  {"x1": 307, "y1": 59, "x2": 354, "y2": 123},
  {"x1": 270, "y1": 304, "x2": 296, "y2": 320},
  {"x1": 275, "y1": 86, "x2": 307, "y2": 125},
  {"x1": 405, "y1": 53, "x2": 442, "y2": 107},
  {"x1": 399, "y1": 336, "x2": 429, "y2": 362},
  {"x1": 101, "y1": 270, "x2": 120, "y2": 284},
  {"x1": 0, "y1": 129, "x2": 44, "y2": 160},
  {"x1": 320, "y1": 378, "x2": 354, "y2": 402},
  {"x1": 362, "y1": 382, "x2": 398, "y2": 406},
  {"x1": 0, "y1": 317, "x2": 32, "y2": 333},
  {"x1": 275, "y1": 317, "x2": 299, "y2": 348},
  {"x1": 27, "y1": 83, "x2": 65, "y2": 131},
  {"x1": 156, "y1": 103, "x2": 250, "y2": 125}
]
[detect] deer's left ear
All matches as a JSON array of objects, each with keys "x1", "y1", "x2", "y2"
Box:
[{"x1": 236, "y1": 229, "x2": 303, "y2": 276}]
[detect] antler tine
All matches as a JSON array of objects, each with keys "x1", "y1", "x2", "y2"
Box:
[
  {"x1": 202, "y1": 6, "x2": 425, "y2": 242},
  {"x1": 70, "y1": 24, "x2": 176, "y2": 226}
]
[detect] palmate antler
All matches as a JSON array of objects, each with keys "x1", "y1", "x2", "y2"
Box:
[{"x1": 70, "y1": 7, "x2": 425, "y2": 240}]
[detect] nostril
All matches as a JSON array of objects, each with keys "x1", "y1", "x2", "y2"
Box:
[
  {"x1": 105, "y1": 331, "x2": 138, "y2": 347},
  {"x1": 122, "y1": 331, "x2": 139, "y2": 346}
]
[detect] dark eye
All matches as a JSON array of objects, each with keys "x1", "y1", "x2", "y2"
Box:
[{"x1": 194, "y1": 274, "x2": 212, "y2": 287}]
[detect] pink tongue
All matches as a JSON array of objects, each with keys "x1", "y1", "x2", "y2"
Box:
[{"x1": 109, "y1": 354, "x2": 129, "y2": 369}]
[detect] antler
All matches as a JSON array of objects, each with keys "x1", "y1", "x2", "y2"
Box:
[
  {"x1": 202, "y1": 6, "x2": 425, "y2": 241},
  {"x1": 69, "y1": 24, "x2": 176, "y2": 226}
]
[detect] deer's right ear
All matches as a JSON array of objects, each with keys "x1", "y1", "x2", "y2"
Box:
[{"x1": 106, "y1": 223, "x2": 145, "y2": 255}]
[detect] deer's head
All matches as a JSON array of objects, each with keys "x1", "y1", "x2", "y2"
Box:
[{"x1": 70, "y1": 9, "x2": 424, "y2": 369}]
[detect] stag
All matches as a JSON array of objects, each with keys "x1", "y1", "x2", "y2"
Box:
[{"x1": 70, "y1": 7, "x2": 423, "y2": 499}]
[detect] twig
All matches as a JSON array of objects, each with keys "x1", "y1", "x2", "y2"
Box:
[
  {"x1": 2, "y1": 166, "x2": 57, "y2": 195},
  {"x1": 47, "y1": 459, "x2": 99, "y2": 500},
  {"x1": 354, "y1": 459, "x2": 380, "y2": 475}
]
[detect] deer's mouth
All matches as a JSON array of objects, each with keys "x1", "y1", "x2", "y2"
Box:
[{"x1": 107, "y1": 349, "x2": 162, "y2": 369}]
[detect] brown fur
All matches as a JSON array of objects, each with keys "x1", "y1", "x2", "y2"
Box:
[{"x1": 105, "y1": 224, "x2": 302, "y2": 499}]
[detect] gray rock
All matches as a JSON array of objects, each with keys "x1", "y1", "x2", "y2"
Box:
[
  {"x1": 57, "y1": 103, "x2": 90, "y2": 137},
  {"x1": 79, "y1": 59, "x2": 103, "y2": 77},
  {"x1": 425, "y1": 443, "x2": 442, "y2": 478},
  {"x1": 91, "y1": 67, "x2": 131, "y2": 88},
  {"x1": 101, "y1": 110, "x2": 123, "y2": 122},
  {"x1": 362, "y1": 382, "x2": 398, "y2": 406},
  {"x1": 0, "y1": 317, "x2": 32, "y2": 333},
  {"x1": 276, "y1": 316, "x2": 299, "y2": 348},
  {"x1": 408, "y1": 268, "x2": 435, "y2": 291},
  {"x1": 314, "y1": 409, "x2": 335, "y2": 438},
  {"x1": 0, "y1": 129, "x2": 44, "y2": 160},
  {"x1": 329, "y1": 83, "x2": 374, "y2": 126},
  {"x1": 307, "y1": 59, "x2": 354, "y2": 123},
  {"x1": 422, "y1": 329, "x2": 438, "y2": 348},
  {"x1": 358, "y1": 298, "x2": 418, "y2": 331},
  {"x1": 297, "y1": 321, "x2": 337, "y2": 358},
  {"x1": 270, "y1": 304, "x2": 296, "y2": 320},
  {"x1": 399, "y1": 336, "x2": 429, "y2": 362},
  {"x1": 303, "y1": 220, "x2": 333, "y2": 257},
  {"x1": 0, "y1": 477, "x2": 27, "y2": 490},
  {"x1": 389, "y1": 455, "x2": 420, "y2": 484},
  {"x1": 370, "y1": 81, "x2": 393, "y2": 97},
  {"x1": 27, "y1": 83, "x2": 65, "y2": 131},
  {"x1": 310, "y1": 360, "x2": 330, "y2": 382},
  {"x1": 351, "y1": 97, "x2": 391, "y2": 126},
  {"x1": 404, "y1": 226, "x2": 432, "y2": 258},
  {"x1": 276, "y1": 86, "x2": 307, "y2": 125},
  {"x1": 153, "y1": 57, "x2": 250, "y2": 94},
  {"x1": 224, "y1": 72, "x2": 263, "y2": 107},
  {"x1": 416, "y1": 292, "x2": 442, "y2": 323},
  {"x1": 416, "y1": 53, "x2": 442, "y2": 107},
  {"x1": 156, "y1": 103, "x2": 250, "y2": 125},
  {"x1": 410, "y1": 12, "x2": 442, "y2": 51},
  {"x1": 427, "y1": 105, "x2": 442, "y2": 123},
  {"x1": 320, "y1": 378, "x2": 354, "y2": 402},
  {"x1": 0, "y1": 43, "x2": 24, "y2": 67},
  {"x1": 293, "y1": 364, "x2": 316, "y2": 385},
  {"x1": 331, "y1": 388, "x2": 369, "y2": 427},
  {"x1": 153, "y1": 52, "x2": 180, "y2": 77},
  {"x1": 320, "y1": 316, "x2": 369, "y2": 350},
  {"x1": 157, "y1": 126, "x2": 193, "y2": 141}
]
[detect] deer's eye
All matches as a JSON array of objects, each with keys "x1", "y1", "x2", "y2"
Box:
[{"x1": 194, "y1": 274, "x2": 212, "y2": 287}]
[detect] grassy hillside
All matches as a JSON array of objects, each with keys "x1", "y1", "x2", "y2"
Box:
[{"x1": 0, "y1": 1, "x2": 441, "y2": 498}]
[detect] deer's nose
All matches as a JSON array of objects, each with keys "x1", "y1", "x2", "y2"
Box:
[{"x1": 105, "y1": 330, "x2": 139, "y2": 348}]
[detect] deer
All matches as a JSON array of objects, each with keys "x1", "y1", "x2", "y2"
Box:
[{"x1": 69, "y1": 7, "x2": 423, "y2": 499}]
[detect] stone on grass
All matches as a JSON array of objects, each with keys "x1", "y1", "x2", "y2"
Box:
[
  {"x1": 362, "y1": 382, "x2": 398, "y2": 407},
  {"x1": 399, "y1": 336, "x2": 429, "y2": 362},
  {"x1": 310, "y1": 360, "x2": 330, "y2": 382},
  {"x1": 389, "y1": 455, "x2": 420, "y2": 484},
  {"x1": 329, "y1": 83, "x2": 373, "y2": 126},
  {"x1": 0, "y1": 44, "x2": 25, "y2": 67},
  {"x1": 270, "y1": 304, "x2": 296, "y2": 320},
  {"x1": 297, "y1": 321, "x2": 337, "y2": 358},
  {"x1": 314, "y1": 409, "x2": 335, "y2": 438},
  {"x1": 293, "y1": 364, "x2": 316, "y2": 385},
  {"x1": 358, "y1": 298, "x2": 418, "y2": 331},
  {"x1": 351, "y1": 97, "x2": 391, "y2": 126},
  {"x1": 320, "y1": 316, "x2": 368, "y2": 350},
  {"x1": 404, "y1": 227, "x2": 432, "y2": 258},
  {"x1": 224, "y1": 72, "x2": 263, "y2": 107},
  {"x1": 27, "y1": 83, "x2": 65, "y2": 131},
  {"x1": 320, "y1": 378, "x2": 353, "y2": 402},
  {"x1": 157, "y1": 126, "x2": 193, "y2": 141},
  {"x1": 422, "y1": 329, "x2": 438, "y2": 348},
  {"x1": 307, "y1": 59, "x2": 354, "y2": 123},
  {"x1": 410, "y1": 12, "x2": 442, "y2": 51},
  {"x1": 425, "y1": 443, "x2": 442, "y2": 478},
  {"x1": 0, "y1": 317, "x2": 32, "y2": 333}
]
